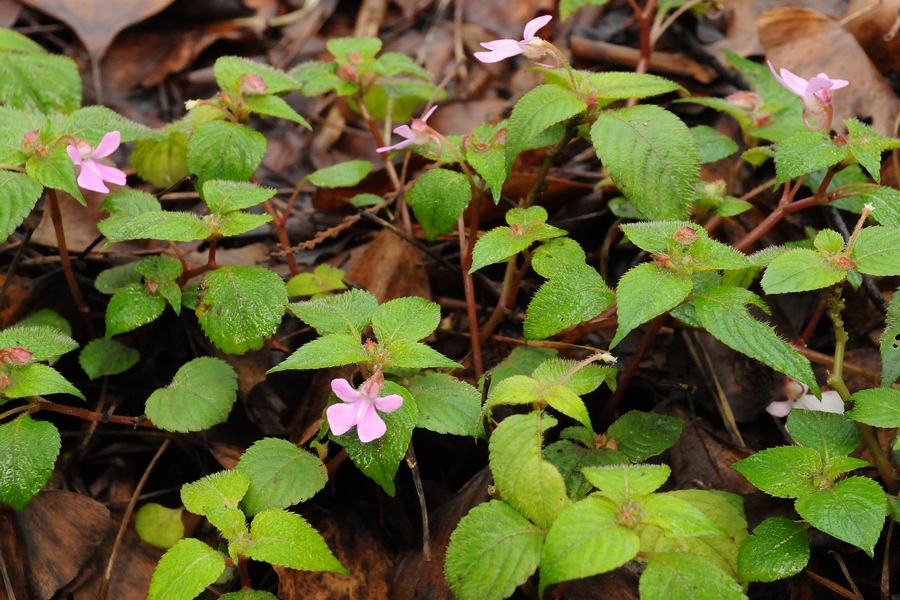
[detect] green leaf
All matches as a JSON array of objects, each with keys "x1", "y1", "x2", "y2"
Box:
[
  {"x1": 506, "y1": 85, "x2": 586, "y2": 175},
  {"x1": 691, "y1": 125, "x2": 739, "y2": 163},
  {"x1": 377, "y1": 52, "x2": 431, "y2": 79},
  {"x1": 242, "y1": 94, "x2": 310, "y2": 127},
  {"x1": 532, "y1": 238, "x2": 586, "y2": 278},
  {"x1": 3, "y1": 363, "x2": 84, "y2": 400},
  {"x1": 26, "y1": 144, "x2": 82, "y2": 204},
  {"x1": 738, "y1": 517, "x2": 809, "y2": 582},
  {"x1": 214, "y1": 56, "x2": 299, "y2": 94},
  {"x1": 372, "y1": 296, "x2": 439, "y2": 344},
  {"x1": 288, "y1": 288, "x2": 377, "y2": 337},
  {"x1": 786, "y1": 410, "x2": 859, "y2": 461},
  {"x1": 524, "y1": 264, "x2": 615, "y2": 340},
  {"x1": 406, "y1": 373, "x2": 480, "y2": 435},
  {"x1": 444, "y1": 501, "x2": 544, "y2": 600},
  {"x1": 775, "y1": 130, "x2": 850, "y2": 183},
  {"x1": 94, "y1": 263, "x2": 142, "y2": 294},
  {"x1": 539, "y1": 495, "x2": 639, "y2": 594},
  {"x1": 105, "y1": 283, "x2": 166, "y2": 336},
  {"x1": 333, "y1": 381, "x2": 416, "y2": 496},
  {"x1": 269, "y1": 334, "x2": 367, "y2": 372},
  {"x1": 187, "y1": 120, "x2": 267, "y2": 184},
  {"x1": 383, "y1": 339, "x2": 462, "y2": 369},
  {"x1": 483, "y1": 375, "x2": 541, "y2": 416},
  {"x1": 0, "y1": 325, "x2": 78, "y2": 361},
  {"x1": 640, "y1": 553, "x2": 746, "y2": 600},
  {"x1": 880, "y1": 291, "x2": 900, "y2": 386},
  {"x1": 327, "y1": 36, "x2": 382, "y2": 60},
  {"x1": 135, "y1": 503, "x2": 185, "y2": 549},
  {"x1": 489, "y1": 412, "x2": 570, "y2": 529},
  {"x1": 145, "y1": 357, "x2": 238, "y2": 433},
  {"x1": 543, "y1": 441, "x2": 628, "y2": 500},
  {"x1": 695, "y1": 286, "x2": 819, "y2": 395},
  {"x1": 794, "y1": 476, "x2": 887, "y2": 556},
  {"x1": 731, "y1": 446, "x2": 821, "y2": 498},
  {"x1": 208, "y1": 212, "x2": 271, "y2": 237},
  {"x1": 97, "y1": 189, "x2": 162, "y2": 239},
  {"x1": 405, "y1": 168, "x2": 471, "y2": 241},
  {"x1": 592, "y1": 105, "x2": 699, "y2": 220},
  {"x1": 532, "y1": 359, "x2": 613, "y2": 396},
  {"x1": 845, "y1": 119, "x2": 899, "y2": 182},
  {"x1": 582, "y1": 464, "x2": 671, "y2": 504},
  {"x1": 131, "y1": 130, "x2": 190, "y2": 189},
  {"x1": 235, "y1": 438, "x2": 327, "y2": 517},
  {"x1": 606, "y1": 411, "x2": 684, "y2": 462},
  {"x1": 306, "y1": 160, "x2": 372, "y2": 188},
  {"x1": 148, "y1": 538, "x2": 225, "y2": 600},
  {"x1": 286, "y1": 264, "x2": 347, "y2": 297},
  {"x1": 181, "y1": 470, "x2": 250, "y2": 515},
  {"x1": 0, "y1": 29, "x2": 46, "y2": 53},
  {"x1": 12, "y1": 309, "x2": 71, "y2": 337},
  {"x1": 587, "y1": 72, "x2": 683, "y2": 108},
  {"x1": 64, "y1": 106, "x2": 164, "y2": 144},
  {"x1": 851, "y1": 226, "x2": 900, "y2": 276},
  {"x1": 823, "y1": 455, "x2": 868, "y2": 481},
  {"x1": 105, "y1": 211, "x2": 209, "y2": 244},
  {"x1": 847, "y1": 387, "x2": 900, "y2": 427},
  {"x1": 79, "y1": 338, "x2": 139, "y2": 379},
  {"x1": 0, "y1": 172, "x2": 41, "y2": 242},
  {"x1": 0, "y1": 415, "x2": 60, "y2": 511},
  {"x1": 464, "y1": 122, "x2": 507, "y2": 202},
  {"x1": 760, "y1": 248, "x2": 847, "y2": 294},
  {"x1": 639, "y1": 493, "x2": 725, "y2": 538},
  {"x1": 612, "y1": 262, "x2": 692, "y2": 348},
  {"x1": 470, "y1": 207, "x2": 565, "y2": 272},
  {"x1": 488, "y1": 346, "x2": 557, "y2": 386},
  {"x1": 221, "y1": 591, "x2": 279, "y2": 600},
  {"x1": 196, "y1": 266, "x2": 288, "y2": 354},
  {"x1": 202, "y1": 180, "x2": 275, "y2": 214},
  {"x1": 0, "y1": 52, "x2": 81, "y2": 113},
  {"x1": 543, "y1": 385, "x2": 592, "y2": 429},
  {"x1": 560, "y1": 0, "x2": 611, "y2": 19},
  {"x1": 814, "y1": 229, "x2": 845, "y2": 254}
]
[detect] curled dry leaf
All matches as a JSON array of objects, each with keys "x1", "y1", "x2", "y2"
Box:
[{"x1": 843, "y1": 0, "x2": 900, "y2": 76}]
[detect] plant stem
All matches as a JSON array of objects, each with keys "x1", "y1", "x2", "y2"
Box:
[
  {"x1": 45, "y1": 189, "x2": 89, "y2": 314},
  {"x1": 263, "y1": 200, "x2": 300, "y2": 276},
  {"x1": 733, "y1": 179, "x2": 824, "y2": 252},
  {"x1": 458, "y1": 214, "x2": 483, "y2": 380},
  {"x1": 406, "y1": 441, "x2": 431, "y2": 561},
  {"x1": 34, "y1": 398, "x2": 155, "y2": 427}
]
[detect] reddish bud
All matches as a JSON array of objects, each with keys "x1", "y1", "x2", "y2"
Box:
[
  {"x1": 347, "y1": 52, "x2": 364, "y2": 65},
  {"x1": 0, "y1": 347, "x2": 33, "y2": 366},
  {"x1": 240, "y1": 74, "x2": 267, "y2": 95},
  {"x1": 831, "y1": 255, "x2": 857, "y2": 270},
  {"x1": 338, "y1": 63, "x2": 359, "y2": 83},
  {"x1": 672, "y1": 226, "x2": 697, "y2": 245},
  {"x1": 653, "y1": 252, "x2": 673, "y2": 268},
  {"x1": 21, "y1": 130, "x2": 40, "y2": 148}
]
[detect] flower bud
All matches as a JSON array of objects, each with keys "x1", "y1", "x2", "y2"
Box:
[
  {"x1": 0, "y1": 347, "x2": 33, "y2": 366},
  {"x1": 672, "y1": 226, "x2": 697, "y2": 246},
  {"x1": 240, "y1": 74, "x2": 267, "y2": 95}
]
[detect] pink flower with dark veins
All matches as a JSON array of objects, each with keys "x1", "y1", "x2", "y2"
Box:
[
  {"x1": 327, "y1": 373, "x2": 404, "y2": 443},
  {"x1": 66, "y1": 131, "x2": 127, "y2": 194},
  {"x1": 767, "y1": 61, "x2": 848, "y2": 112},
  {"x1": 474, "y1": 15, "x2": 555, "y2": 67},
  {"x1": 765, "y1": 377, "x2": 845, "y2": 417},
  {"x1": 376, "y1": 106, "x2": 444, "y2": 155}
]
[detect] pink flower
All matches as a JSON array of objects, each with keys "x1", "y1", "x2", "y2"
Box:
[
  {"x1": 327, "y1": 373, "x2": 403, "y2": 443},
  {"x1": 767, "y1": 61, "x2": 848, "y2": 111},
  {"x1": 66, "y1": 131, "x2": 127, "y2": 194},
  {"x1": 765, "y1": 377, "x2": 844, "y2": 417},
  {"x1": 474, "y1": 15, "x2": 556, "y2": 67},
  {"x1": 376, "y1": 106, "x2": 442, "y2": 155}
]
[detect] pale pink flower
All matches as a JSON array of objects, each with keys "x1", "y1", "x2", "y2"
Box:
[
  {"x1": 66, "y1": 131, "x2": 127, "y2": 194},
  {"x1": 767, "y1": 61, "x2": 848, "y2": 112},
  {"x1": 766, "y1": 377, "x2": 844, "y2": 417},
  {"x1": 474, "y1": 15, "x2": 557, "y2": 68},
  {"x1": 376, "y1": 106, "x2": 442, "y2": 155},
  {"x1": 327, "y1": 373, "x2": 403, "y2": 443}
]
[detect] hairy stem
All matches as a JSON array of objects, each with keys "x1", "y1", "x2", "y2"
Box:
[
  {"x1": 458, "y1": 214, "x2": 483, "y2": 380},
  {"x1": 46, "y1": 189, "x2": 89, "y2": 314}
]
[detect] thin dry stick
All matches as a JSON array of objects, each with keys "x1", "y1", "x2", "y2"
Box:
[
  {"x1": 829, "y1": 550, "x2": 863, "y2": 599},
  {"x1": 882, "y1": 519, "x2": 894, "y2": 600},
  {"x1": 45, "y1": 189, "x2": 89, "y2": 314},
  {"x1": 805, "y1": 570, "x2": 863, "y2": 600},
  {"x1": 98, "y1": 439, "x2": 171, "y2": 600},
  {"x1": 406, "y1": 442, "x2": 431, "y2": 561}
]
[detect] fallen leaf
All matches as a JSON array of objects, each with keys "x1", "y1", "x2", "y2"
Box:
[
  {"x1": 0, "y1": 0, "x2": 22, "y2": 28},
  {"x1": 844, "y1": 0, "x2": 900, "y2": 75},
  {"x1": 344, "y1": 229, "x2": 432, "y2": 303}
]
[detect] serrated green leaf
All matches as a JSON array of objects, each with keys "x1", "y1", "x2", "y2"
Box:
[
  {"x1": 372, "y1": 296, "x2": 439, "y2": 344},
  {"x1": 209, "y1": 211, "x2": 272, "y2": 237},
  {"x1": 543, "y1": 441, "x2": 628, "y2": 500},
  {"x1": 384, "y1": 339, "x2": 461, "y2": 369},
  {"x1": 377, "y1": 52, "x2": 431, "y2": 79},
  {"x1": 148, "y1": 538, "x2": 225, "y2": 600},
  {"x1": 532, "y1": 359, "x2": 613, "y2": 396},
  {"x1": 286, "y1": 264, "x2": 347, "y2": 296},
  {"x1": 131, "y1": 130, "x2": 189, "y2": 189},
  {"x1": 145, "y1": 357, "x2": 238, "y2": 433},
  {"x1": 65, "y1": 106, "x2": 164, "y2": 144},
  {"x1": 487, "y1": 346, "x2": 557, "y2": 387},
  {"x1": 333, "y1": 381, "x2": 416, "y2": 496},
  {"x1": 691, "y1": 125, "x2": 739, "y2": 163},
  {"x1": 196, "y1": 266, "x2": 288, "y2": 354},
  {"x1": 221, "y1": 591, "x2": 279, "y2": 600},
  {"x1": 851, "y1": 226, "x2": 900, "y2": 276},
  {"x1": 593, "y1": 105, "x2": 699, "y2": 220},
  {"x1": 489, "y1": 412, "x2": 570, "y2": 529},
  {"x1": 235, "y1": 438, "x2": 327, "y2": 517},
  {"x1": 0, "y1": 172, "x2": 41, "y2": 242},
  {"x1": 823, "y1": 455, "x2": 868, "y2": 480},
  {"x1": 847, "y1": 387, "x2": 900, "y2": 427},
  {"x1": 695, "y1": 286, "x2": 819, "y2": 395},
  {"x1": 26, "y1": 144, "x2": 83, "y2": 204},
  {"x1": 98, "y1": 189, "x2": 163, "y2": 239},
  {"x1": 202, "y1": 180, "x2": 276, "y2": 214},
  {"x1": 732, "y1": 446, "x2": 821, "y2": 498},
  {"x1": 525, "y1": 263, "x2": 615, "y2": 340},
  {"x1": 881, "y1": 289, "x2": 900, "y2": 386},
  {"x1": 288, "y1": 288, "x2": 377, "y2": 337},
  {"x1": 0, "y1": 52, "x2": 81, "y2": 113},
  {"x1": 606, "y1": 411, "x2": 684, "y2": 462},
  {"x1": 187, "y1": 120, "x2": 266, "y2": 184},
  {"x1": 775, "y1": 130, "x2": 849, "y2": 183},
  {"x1": 242, "y1": 94, "x2": 310, "y2": 127},
  {"x1": 794, "y1": 476, "x2": 887, "y2": 556},
  {"x1": 640, "y1": 553, "x2": 746, "y2": 600},
  {"x1": 0, "y1": 415, "x2": 60, "y2": 511},
  {"x1": 639, "y1": 493, "x2": 726, "y2": 538},
  {"x1": 94, "y1": 262, "x2": 142, "y2": 294},
  {"x1": 464, "y1": 122, "x2": 507, "y2": 202},
  {"x1": 105, "y1": 283, "x2": 165, "y2": 336},
  {"x1": 405, "y1": 168, "x2": 471, "y2": 241},
  {"x1": 326, "y1": 37, "x2": 382, "y2": 60},
  {"x1": 209, "y1": 507, "x2": 249, "y2": 545},
  {"x1": 136, "y1": 503, "x2": 185, "y2": 549},
  {"x1": 406, "y1": 373, "x2": 480, "y2": 435},
  {"x1": 270, "y1": 334, "x2": 366, "y2": 372},
  {"x1": 214, "y1": 56, "x2": 299, "y2": 94},
  {"x1": 506, "y1": 85, "x2": 586, "y2": 175},
  {"x1": 13, "y1": 309, "x2": 71, "y2": 337},
  {"x1": 483, "y1": 375, "x2": 541, "y2": 418},
  {"x1": 814, "y1": 229, "x2": 844, "y2": 254},
  {"x1": 532, "y1": 238, "x2": 586, "y2": 278},
  {"x1": 845, "y1": 119, "x2": 899, "y2": 182},
  {"x1": 583, "y1": 464, "x2": 671, "y2": 504},
  {"x1": 181, "y1": 470, "x2": 250, "y2": 515},
  {"x1": 760, "y1": 248, "x2": 847, "y2": 294},
  {"x1": 560, "y1": 0, "x2": 611, "y2": 19},
  {"x1": 786, "y1": 409, "x2": 859, "y2": 462},
  {"x1": 612, "y1": 262, "x2": 692, "y2": 348},
  {"x1": 105, "y1": 210, "x2": 209, "y2": 244},
  {"x1": 306, "y1": 160, "x2": 372, "y2": 188},
  {"x1": 0, "y1": 325, "x2": 78, "y2": 361},
  {"x1": 539, "y1": 495, "x2": 639, "y2": 594},
  {"x1": 79, "y1": 338, "x2": 139, "y2": 379},
  {"x1": 738, "y1": 517, "x2": 809, "y2": 582},
  {"x1": 0, "y1": 29, "x2": 46, "y2": 53},
  {"x1": 620, "y1": 221, "x2": 696, "y2": 253},
  {"x1": 587, "y1": 71, "x2": 683, "y2": 108},
  {"x1": 470, "y1": 206, "x2": 564, "y2": 272},
  {"x1": 444, "y1": 500, "x2": 544, "y2": 600},
  {"x1": 3, "y1": 362, "x2": 84, "y2": 400}
]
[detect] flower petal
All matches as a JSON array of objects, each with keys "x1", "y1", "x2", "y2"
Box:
[
  {"x1": 805, "y1": 76, "x2": 835, "y2": 100},
  {"x1": 814, "y1": 73, "x2": 848, "y2": 90},
  {"x1": 392, "y1": 124, "x2": 414, "y2": 138},
  {"x1": 766, "y1": 400, "x2": 794, "y2": 417},
  {"x1": 331, "y1": 378, "x2": 362, "y2": 403},
  {"x1": 474, "y1": 44, "x2": 525, "y2": 63},
  {"x1": 93, "y1": 131, "x2": 121, "y2": 158},
  {"x1": 356, "y1": 401, "x2": 387, "y2": 442},
  {"x1": 66, "y1": 145, "x2": 82, "y2": 166},
  {"x1": 376, "y1": 138, "x2": 415, "y2": 154},
  {"x1": 523, "y1": 15, "x2": 552, "y2": 41},
  {"x1": 818, "y1": 391, "x2": 845, "y2": 414},
  {"x1": 420, "y1": 105, "x2": 437, "y2": 122},
  {"x1": 767, "y1": 61, "x2": 807, "y2": 96},
  {"x1": 92, "y1": 163, "x2": 127, "y2": 186},
  {"x1": 479, "y1": 39, "x2": 521, "y2": 51},
  {"x1": 77, "y1": 161, "x2": 110, "y2": 193},
  {"x1": 327, "y1": 402, "x2": 359, "y2": 436},
  {"x1": 374, "y1": 393, "x2": 403, "y2": 413}
]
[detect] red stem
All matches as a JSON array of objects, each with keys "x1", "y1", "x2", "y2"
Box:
[
  {"x1": 458, "y1": 214, "x2": 484, "y2": 380},
  {"x1": 36, "y1": 398, "x2": 155, "y2": 428},
  {"x1": 46, "y1": 189, "x2": 89, "y2": 314}
]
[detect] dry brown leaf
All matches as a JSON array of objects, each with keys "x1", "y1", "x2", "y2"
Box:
[
  {"x1": 758, "y1": 7, "x2": 900, "y2": 136},
  {"x1": 344, "y1": 229, "x2": 432, "y2": 303},
  {"x1": 21, "y1": 0, "x2": 175, "y2": 61},
  {"x1": 31, "y1": 190, "x2": 105, "y2": 252},
  {"x1": 844, "y1": 0, "x2": 900, "y2": 75},
  {"x1": 0, "y1": 0, "x2": 22, "y2": 28}
]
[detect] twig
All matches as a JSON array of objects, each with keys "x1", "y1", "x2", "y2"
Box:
[{"x1": 406, "y1": 441, "x2": 431, "y2": 561}]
